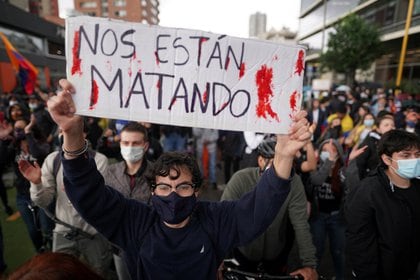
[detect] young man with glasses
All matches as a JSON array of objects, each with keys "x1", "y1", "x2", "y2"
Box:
[{"x1": 46, "y1": 79, "x2": 312, "y2": 280}]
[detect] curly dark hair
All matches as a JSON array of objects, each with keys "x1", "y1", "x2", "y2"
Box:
[{"x1": 145, "y1": 152, "x2": 202, "y2": 190}]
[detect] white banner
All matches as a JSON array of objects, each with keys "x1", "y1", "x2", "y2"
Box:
[{"x1": 66, "y1": 16, "x2": 305, "y2": 133}]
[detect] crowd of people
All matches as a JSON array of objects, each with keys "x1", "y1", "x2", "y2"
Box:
[{"x1": 0, "y1": 81, "x2": 418, "y2": 279}]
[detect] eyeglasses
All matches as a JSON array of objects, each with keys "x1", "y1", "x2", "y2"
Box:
[{"x1": 153, "y1": 182, "x2": 195, "y2": 196}]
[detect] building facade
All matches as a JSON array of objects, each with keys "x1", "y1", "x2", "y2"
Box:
[
  {"x1": 0, "y1": 1, "x2": 65, "y2": 93},
  {"x1": 74, "y1": 0, "x2": 159, "y2": 24},
  {"x1": 298, "y1": 0, "x2": 420, "y2": 91}
]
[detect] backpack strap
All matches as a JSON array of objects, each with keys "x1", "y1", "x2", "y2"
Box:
[{"x1": 52, "y1": 150, "x2": 96, "y2": 178}]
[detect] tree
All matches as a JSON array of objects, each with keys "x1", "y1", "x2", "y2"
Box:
[{"x1": 320, "y1": 14, "x2": 382, "y2": 86}]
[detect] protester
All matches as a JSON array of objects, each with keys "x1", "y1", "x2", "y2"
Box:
[
  {"x1": 219, "y1": 130, "x2": 244, "y2": 183},
  {"x1": 8, "y1": 252, "x2": 105, "y2": 280},
  {"x1": 46, "y1": 78, "x2": 311, "y2": 280},
  {"x1": 18, "y1": 127, "x2": 114, "y2": 278},
  {"x1": 307, "y1": 98, "x2": 327, "y2": 145},
  {"x1": 192, "y1": 128, "x2": 219, "y2": 189},
  {"x1": 345, "y1": 130, "x2": 420, "y2": 279},
  {"x1": 13, "y1": 118, "x2": 53, "y2": 252},
  {"x1": 160, "y1": 125, "x2": 190, "y2": 152},
  {"x1": 309, "y1": 139, "x2": 346, "y2": 280},
  {"x1": 221, "y1": 138, "x2": 318, "y2": 280},
  {"x1": 27, "y1": 95, "x2": 57, "y2": 145},
  {"x1": 0, "y1": 116, "x2": 14, "y2": 216},
  {"x1": 356, "y1": 113, "x2": 395, "y2": 179},
  {"x1": 103, "y1": 122, "x2": 151, "y2": 280}
]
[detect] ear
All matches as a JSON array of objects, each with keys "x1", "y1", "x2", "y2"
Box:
[
  {"x1": 257, "y1": 156, "x2": 265, "y2": 169},
  {"x1": 381, "y1": 154, "x2": 392, "y2": 167},
  {"x1": 144, "y1": 141, "x2": 150, "y2": 151}
]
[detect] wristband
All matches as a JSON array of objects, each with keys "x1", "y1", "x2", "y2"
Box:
[{"x1": 62, "y1": 139, "x2": 89, "y2": 157}]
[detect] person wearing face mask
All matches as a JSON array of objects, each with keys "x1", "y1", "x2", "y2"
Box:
[
  {"x1": 18, "y1": 124, "x2": 114, "y2": 279},
  {"x1": 103, "y1": 122, "x2": 151, "y2": 280},
  {"x1": 44, "y1": 78, "x2": 312, "y2": 280},
  {"x1": 309, "y1": 139, "x2": 346, "y2": 280},
  {"x1": 27, "y1": 95, "x2": 57, "y2": 146},
  {"x1": 356, "y1": 113, "x2": 395, "y2": 180},
  {"x1": 404, "y1": 111, "x2": 419, "y2": 135},
  {"x1": 221, "y1": 138, "x2": 318, "y2": 280},
  {"x1": 345, "y1": 130, "x2": 420, "y2": 279}
]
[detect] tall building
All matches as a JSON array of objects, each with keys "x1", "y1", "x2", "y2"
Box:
[
  {"x1": 249, "y1": 12, "x2": 267, "y2": 38},
  {"x1": 298, "y1": 0, "x2": 420, "y2": 89},
  {"x1": 73, "y1": 0, "x2": 159, "y2": 24},
  {"x1": 7, "y1": 0, "x2": 63, "y2": 25}
]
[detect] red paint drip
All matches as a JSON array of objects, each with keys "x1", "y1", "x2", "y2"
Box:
[
  {"x1": 225, "y1": 57, "x2": 230, "y2": 70},
  {"x1": 156, "y1": 79, "x2": 160, "y2": 89},
  {"x1": 220, "y1": 102, "x2": 229, "y2": 111},
  {"x1": 89, "y1": 80, "x2": 99, "y2": 110},
  {"x1": 154, "y1": 51, "x2": 160, "y2": 65},
  {"x1": 170, "y1": 98, "x2": 176, "y2": 108},
  {"x1": 289, "y1": 90, "x2": 300, "y2": 112},
  {"x1": 133, "y1": 52, "x2": 137, "y2": 59},
  {"x1": 71, "y1": 31, "x2": 82, "y2": 76},
  {"x1": 128, "y1": 67, "x2": 132, "y2": 77},
  {"x1": 203, "y1": 90, "x2": 208, "y2": 103},
  {"x1": 255, "y1": 65, "x2": 279, "y2": 122},
  {"x1": 239, "y1": 63, "x2": 246, "y2": 79},
  {"x1": 294, "y1": 50, "x2": 304, "y2": 76}
]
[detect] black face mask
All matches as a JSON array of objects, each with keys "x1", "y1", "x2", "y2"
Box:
[
  {"x1": 151, "y1": 192, "x2": 197, "y2": 224},
  {"x1": 14, "y1": 128, "x2": 26, "y2": 141}
]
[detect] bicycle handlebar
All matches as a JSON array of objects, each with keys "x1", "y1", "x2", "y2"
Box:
[{"x1": 223, "y1": 266, "x2": 304, "y2": 280}]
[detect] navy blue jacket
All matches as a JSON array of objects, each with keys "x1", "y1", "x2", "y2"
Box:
[{"x1": 62, "y1": 154, "x2": 291, "y2": 280}]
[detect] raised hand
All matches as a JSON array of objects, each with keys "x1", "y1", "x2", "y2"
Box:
[
  {"x1": 273, "y1": 110, "x2": 312, "y2": 179},
  {"x1": 47, "y1": 79, "x2": 83, "y2": 134},
  {"x1": 18, "y1": 159, "x2": 41, "y2": 184},
  {"x1": 348, "y1": 144, "x2": 368, "y2": 162},
  {"x1": 276, "y1": 110, "x2": 311, "y2": 159}
]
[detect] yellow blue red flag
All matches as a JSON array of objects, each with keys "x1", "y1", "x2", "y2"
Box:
[{"x1": 0, "y1": 32, "x2": 38, "y2": 94}]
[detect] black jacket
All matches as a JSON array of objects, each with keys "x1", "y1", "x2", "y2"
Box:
[{"x1": 345, "y1": 167, "x2": 420, "y2": 279}]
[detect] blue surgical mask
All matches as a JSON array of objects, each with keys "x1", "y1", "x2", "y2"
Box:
[
  {"x1": 390, "y1": 158, "x2": 420, "y2": 179},
  {"x1": 363, "y1": 119, "x2": 374, "y2": 127},
  {"x1": 320, "y1": 151, "x2": 330, "y2": 162},
  {"x1": 406, "y1": 121, "x2": 416, "y2": 129},
  {"x1": 151, "y1": 192, "x2": 196, "y2": 224}
]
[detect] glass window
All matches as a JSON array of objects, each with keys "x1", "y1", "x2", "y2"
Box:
[
  {"x1": 47, "y1": 41, "x2": 64, "y2": 57},
  {"x1": 115, "y1": 10, "x2": 127, "y2": 17},
  {"x1": 80, "y1": 1, "x2": 97, "y2": 8},
  {"x1": 414, "y1": 0, "x2": 420, "y2": 16},
  {"x1": 326, "y1": 0, "x2": 359, "y2": 22},
  {"x1": 299, "y1": 5, "x2": 325, "y2": 36},
  {"x1": 0, "y1": 26, "x2": 44, "y2": 55},
  {"x1": 301, "y1": 0, "x2": 317, "y2": 14},
  {"x1": 114, "y1": 0, "x2": 126, "y2": 7}
]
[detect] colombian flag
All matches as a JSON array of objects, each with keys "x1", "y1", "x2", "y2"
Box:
[{"x1": 0, "y1": 32, "x2": 38, "y2": 94}]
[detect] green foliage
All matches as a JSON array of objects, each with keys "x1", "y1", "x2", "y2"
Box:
[{"x1": 320, "y1": 14, "x2": 383, "y2": 84}]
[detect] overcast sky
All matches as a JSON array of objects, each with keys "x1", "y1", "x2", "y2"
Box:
[{"x1": 59, "y1": 0, "x2": 300, "y2": 38}]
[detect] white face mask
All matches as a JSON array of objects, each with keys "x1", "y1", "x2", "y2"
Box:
[
  {"x1": 120, "y1": 146, "x2": 145, "y2": 163},
  {"x1": 29, "y1": 103, "x2": 38, "y2": 110},
  {"x1": 320, "y1": 151, "x2": 330, "y2": 162}
]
